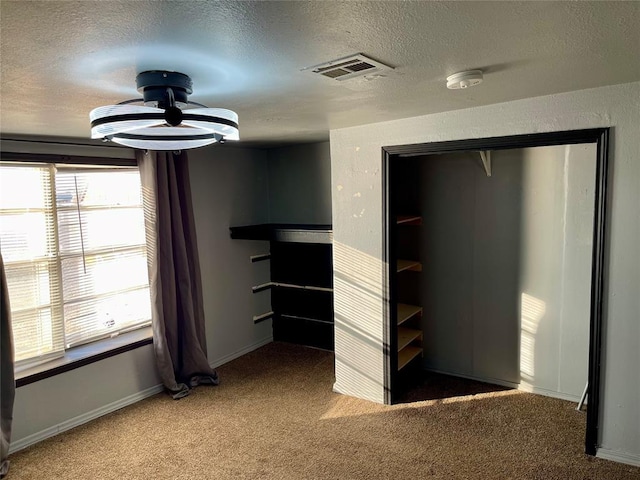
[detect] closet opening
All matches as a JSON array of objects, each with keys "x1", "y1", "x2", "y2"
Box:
[{"x1": 382, "y1": 129, "x2": 609, "y2": 456}]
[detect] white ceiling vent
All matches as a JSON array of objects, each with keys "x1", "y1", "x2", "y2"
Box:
[{"x1": 301, "y1": 54, "x2": 394, "y2": 82}]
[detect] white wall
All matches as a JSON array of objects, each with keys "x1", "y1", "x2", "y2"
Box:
[
  {"x1": 267, "y1": 142, "x2": 332, "y2": 224},
  {"x1": 10, "y1": 144, "x2": 273, "y2": 450},
  {"x1": 400, "y1": 145, "x2": 594, "y2": 401},
  {"x1": 330, "y1": 82, "x2": 640, "y2": 463}
]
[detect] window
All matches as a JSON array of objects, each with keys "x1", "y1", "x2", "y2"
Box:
[{"x1": 0, "y1": 161, "x2": 151, "y2": 371}]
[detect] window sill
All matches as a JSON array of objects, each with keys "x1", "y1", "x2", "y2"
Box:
[{"x1": 15, "y1": 327, "x2": 153, "y2": 388}]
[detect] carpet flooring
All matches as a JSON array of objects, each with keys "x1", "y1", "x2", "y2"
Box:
[{"x1": 7, "y1": 342, "x2": 640, "y2": 479}]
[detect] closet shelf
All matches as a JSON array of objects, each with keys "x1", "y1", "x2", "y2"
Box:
[
  {"x1": 230, "y1": 223, "x2": 333, "y2": 244},
  {"x1": 397, "y1": 303, "x2": 422, "y2": 326},
  {"x1": 397, "y1": 215, "x2": 422, "y2": 226},
  {"x1": 396, "y1": 259, "x2": 422, "y2": 273},
  {"x1": 397, "y1": 327, "x2": 422, "y2": 352},
  {"x1": 252, "y1": 282, "x2": 333, "y2": 293},
  {"x1": 275, "y1": 282, "x2": 333, "y2": 293},
  {"x1": 279, "y1": 313, "x2": 334, "y2": 325},
  {"x1": 253, "y1": 311, "x2": 274, "y2": 324},
  {"x1": 398, "y1": 346, "x2": 423, "y2": 371}
]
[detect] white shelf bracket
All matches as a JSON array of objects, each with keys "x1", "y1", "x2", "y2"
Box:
[{"x1": 479, "y1": 150, "x2": 492, "y2": 177}]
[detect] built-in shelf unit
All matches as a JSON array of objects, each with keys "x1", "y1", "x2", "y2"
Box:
[
  {"x1": 394, "y1": 215, "x2": 423, "y2": 375},
  {"x1": 230, "y1": 223, "x2": 334, "y2": 351}
]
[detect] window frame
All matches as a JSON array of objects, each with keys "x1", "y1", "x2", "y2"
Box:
[{"x1": 1, "y1": 148, "x2": 154, "y2": 387}]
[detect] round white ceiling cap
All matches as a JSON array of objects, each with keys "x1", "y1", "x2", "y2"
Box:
[{"x1": 446, "y1": 70, "x2": 483, "y2": 89}]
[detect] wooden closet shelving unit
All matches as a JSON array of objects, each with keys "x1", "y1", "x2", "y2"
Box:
[{"x1": 395, "y1": 215, "x2": 423, "y2": 372}]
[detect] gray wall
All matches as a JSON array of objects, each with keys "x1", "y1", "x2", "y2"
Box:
[
  {"x1": 189, "y1": 146, "x2": 273, "y2": 357},
  {"x1": 13, "y1": 344, "x2": 161, "y2": 448},
  {"x1": 11, "y1": 144, "x2": 273, "y2": 449},
  {"x1": 267, "y1": 142, "x2": 331, "y2": 224},
  {"x1": 397, "y1": 145, "x2": 594, "y2": 400},
  {"x1": 330, "y1": 81, "x2": 640, "y2": 463}
]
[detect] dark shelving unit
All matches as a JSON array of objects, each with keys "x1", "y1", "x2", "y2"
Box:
[{"x1": 230, "y1": 223, "x2": 334, "y2": 351}]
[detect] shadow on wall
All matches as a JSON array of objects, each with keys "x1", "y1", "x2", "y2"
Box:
[{"x1": 267, "y1": 142, "x2": 332, "y2": 224}]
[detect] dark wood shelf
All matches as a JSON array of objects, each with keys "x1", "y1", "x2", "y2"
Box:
[
  {"x1": 397, "y1": 215, "x2": 422, "y2": 226},
  {"x1": 397, "y1": 259, "x2": 422, "y2": 273},
  {"x1": 230, "y1": 223, "x2": 333, "y2": 244}
]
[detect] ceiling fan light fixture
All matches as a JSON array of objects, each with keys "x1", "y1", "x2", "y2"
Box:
[
  {"x1": 89, "y1": 71, "x2": 239, "y2": 150},
  {"x1": 446, "y1": 70, "x2": 483, "y2": 90}
]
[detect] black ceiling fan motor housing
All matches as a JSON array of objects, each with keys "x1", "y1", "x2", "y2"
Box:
[{"x1": 136, "y1": 70, "x2": 193, "y2": 108}]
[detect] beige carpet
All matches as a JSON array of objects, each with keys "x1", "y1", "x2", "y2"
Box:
[{"x1": 8, "y1": 342, "x2": 639, "y2": 479}]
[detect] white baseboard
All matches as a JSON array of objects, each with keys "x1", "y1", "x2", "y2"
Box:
[
  {"x1": 9, "y1": 383, "x2": 164, "y2": 454},
  {"x1": 9, "y1": 335, "x2": 273, "y2": 455},
  {"x1": 597, "y1": 447, "x2": 640, "y2": 467},
  {"x1": 517, "y1": 383, "x2": 581, "y2": 403},
  {"x1": 209, "y1": 335, "x2": 273, "y2": 369}
]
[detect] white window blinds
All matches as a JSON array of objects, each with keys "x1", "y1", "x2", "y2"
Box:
[
  {"x1": 0, "y1": 162, "x2": 151, "y2": 369},
  {"x1": 55, "y1": 167, "x2": 151, "y2": 347},
  {"x1": 0, "y1": 164, "x2": 64, "y2": 366}
]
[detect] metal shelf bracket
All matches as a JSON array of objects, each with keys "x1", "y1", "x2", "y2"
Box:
[{"x1": 479, "y1": 150, "x2": 492, "y2": 177}]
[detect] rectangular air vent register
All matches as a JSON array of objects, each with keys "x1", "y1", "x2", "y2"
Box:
[{"x1": 301, "y1": 54, "x2": 394, "y2": 82}]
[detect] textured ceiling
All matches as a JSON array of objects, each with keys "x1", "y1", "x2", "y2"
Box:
[{"x1": 1, "y1": 1, "x2": 639, "y2": 147}]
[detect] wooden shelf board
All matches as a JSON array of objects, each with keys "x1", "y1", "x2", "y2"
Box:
[
  {"x1": 396, "y1": 259, "x2": 422, "y2": 273},
  {"x1": 398, "y1": 346, "x2": 423, "y2": 371},
  {"x1": 397, "y1": 303, "x2": 422, "y2": 326},
  {"x1": 397, "y1": 215, "x2": 422, "y2": 226},
  {"x1": 397, "y1": 327, "x2": 422, "y2": 352}
]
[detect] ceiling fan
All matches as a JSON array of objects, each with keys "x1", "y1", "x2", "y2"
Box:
[{"x1": 90, "y1": 70, "x2": 239, "y2": 150}]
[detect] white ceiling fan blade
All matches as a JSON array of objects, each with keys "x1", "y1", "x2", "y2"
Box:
[
  {"x1": 90, "y1": 105, "x2": 165, "y2": 138},
  {"x1": 181, "y1": 108, "x2": 240, "y2": 140}
]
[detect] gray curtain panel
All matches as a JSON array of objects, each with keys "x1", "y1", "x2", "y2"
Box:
[
  {"x1": 0, "y1": 253, "x2": 15, "y2": 479},
  {"x1": 138, "y1": 150, "x2": 219, "y2": 399}
]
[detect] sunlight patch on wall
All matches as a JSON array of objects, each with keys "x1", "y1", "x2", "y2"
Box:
[
  {"x1": 520, "y1": 292, "x2": 546, "y2": 386},
  {"x1": 333, "y1": 241, "x2": 386, "y2": 404}
]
